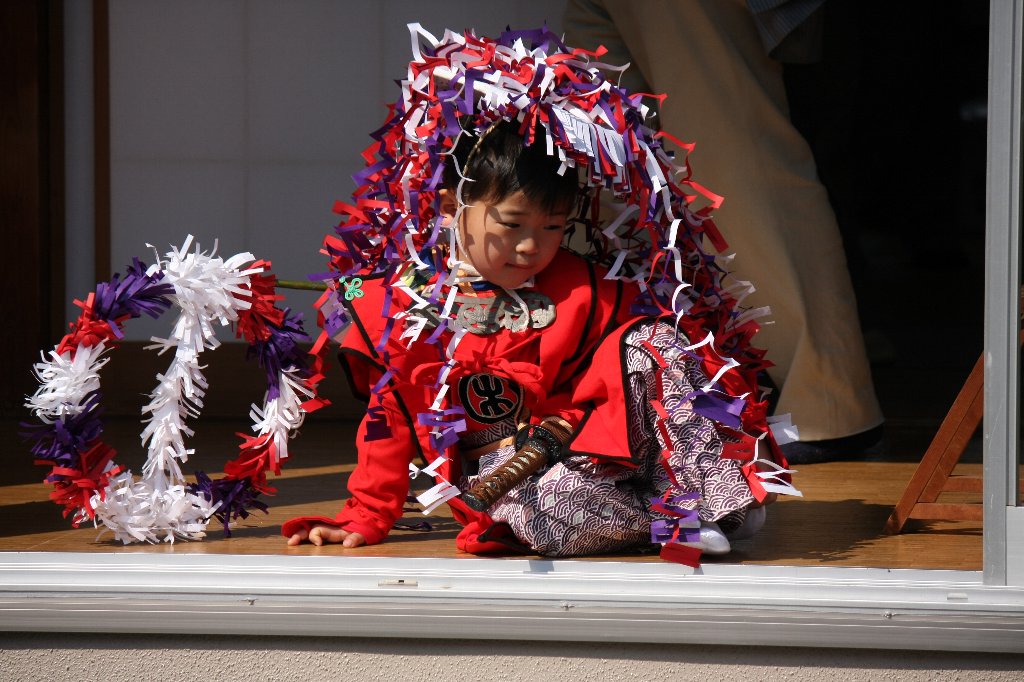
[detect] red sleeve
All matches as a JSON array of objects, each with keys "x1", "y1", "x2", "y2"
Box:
[
  {"x1": 566, "y1": 319, "x2": 642, "y2": 463},
  {"x1": 282, "y1": 276, "x2": 415, "y2": 545},
  {"x1": 333, "y1": 390, "x2": 415, "y2": 543},
  {"x1": 281, "y1": 389, "x2": 413, "y2": 544},
  {"x1": 533, "y1": 253, "x2": 636, "y2": 430}
]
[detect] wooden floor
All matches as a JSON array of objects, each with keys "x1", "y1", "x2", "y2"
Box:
[{"x1": 0, "y1": 416, "x2": 986, "y2": 570}]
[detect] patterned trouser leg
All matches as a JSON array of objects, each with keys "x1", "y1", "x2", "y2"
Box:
[
  {"x1": 478, "y1": 320, "x2": 754, "y2": 556},
  {"x1": 623, "y1": 322, "x2": 754, "y2": 533},
  {"x1": 478, "y1": 443, "x2": 658, "y2": 556}
]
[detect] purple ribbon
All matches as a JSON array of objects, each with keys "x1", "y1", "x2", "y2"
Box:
[
  {"x1": 649, "y1": 492, "x2": 701, "y2": 544},
  {"x1": 190, "y1": 472, "x2": 268, "y2": 536},
  {"x1": 690, "y1": 392, "x2": 746, "y2": 430}
]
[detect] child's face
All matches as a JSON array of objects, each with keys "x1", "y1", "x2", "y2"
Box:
[{"x1": 446, "y1": 190, "x2": 568, "y2": 289}]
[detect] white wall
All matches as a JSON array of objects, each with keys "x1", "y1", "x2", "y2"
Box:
[{"x1": 68, "y1": 0, "x2": 566, "y2": 340}]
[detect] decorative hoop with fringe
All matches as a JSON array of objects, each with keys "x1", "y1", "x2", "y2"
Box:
[{"x1": 24, "y1": 236, "x2": 325, "y2": 544}]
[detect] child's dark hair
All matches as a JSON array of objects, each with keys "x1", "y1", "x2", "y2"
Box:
[{"x1": 443, "y1": 119, "x2": 581, "y2": 214}]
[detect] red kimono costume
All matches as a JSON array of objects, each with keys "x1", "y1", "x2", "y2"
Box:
[{"x1": 282, "y1": 249, "x2": 762, "y2": 554}]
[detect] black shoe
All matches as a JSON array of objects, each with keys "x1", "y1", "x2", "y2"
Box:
[{"x1": 780, "y1": 424, "x2": 884, "y2": 464}]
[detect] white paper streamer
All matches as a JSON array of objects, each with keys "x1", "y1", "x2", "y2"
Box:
[
  {"x1": 408, "y1": 455, "x2": 461, "y2": 514},
  {"x1": 27, "y1": 342, "x2": 110, "y2": 421}
]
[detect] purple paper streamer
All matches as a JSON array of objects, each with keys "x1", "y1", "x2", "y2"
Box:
[
  {"x1": 352, "y1": 159, "x2": 391, "y2": 187},
  {"x1": 690, "y1": 392, "x2": 745, "y2": 430},
  {"x1": 92, "y1": 260, "x2": 174, "y2": 323},
  {"x1": 190, "y1": 471, "x2": 268, "y2": 536},
  {"x1": 322, "y1": 302, "x2": 352, "y2": 338},
  {"x1": 631, "y1": 303, "x2": 662, "y2": 316},
  {"x1": 246, "y1": 307, "x2": 313, "y2": 400},
  {"x1": 650, "y1": 519, "x2": 700, "y2": 545},
  {"x1": 428, "y1": 425, "x2": 461, "y2": 453},
  {"x1": 22, "y1": 391, "x2": 105, "y2": 474},
  {"x1": 417, "y1": 412, "x2": 467, "y2": 434}
]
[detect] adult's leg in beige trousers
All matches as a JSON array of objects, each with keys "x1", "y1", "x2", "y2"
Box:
[{"x1": 564, "y1": 0, "x2": 883, "y2": 441}]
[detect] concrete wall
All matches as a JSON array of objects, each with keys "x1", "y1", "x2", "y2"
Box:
[{"x1": 3, "y1": 633, "x2": 1024, "y2": 681}]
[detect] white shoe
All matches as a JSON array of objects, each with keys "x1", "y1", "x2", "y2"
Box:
[
  {"x1": 725, "y1": 506, "x2": 767, "y2": 541},
  {"x1": 681, "y1": 521, "x2": 731, "y2": 555}
]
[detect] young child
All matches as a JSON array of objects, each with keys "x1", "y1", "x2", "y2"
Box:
[{"x1": 283, "y1": 25, "x2": 797, "y2": 564}]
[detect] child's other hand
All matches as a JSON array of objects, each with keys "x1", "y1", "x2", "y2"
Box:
[{"x1": 287, "y1": 523, "x2": 366, "y2": 548}]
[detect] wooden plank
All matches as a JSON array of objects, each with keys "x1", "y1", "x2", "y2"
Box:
[
  {"x1": 941, "y1": 476, "x2": 984, "y2": 493},
  {"x1": 908, "y1": 503, "x2": 985, "y2": 522},
  {"x1": 920, "y1": 386, "x2": 984, "y2": 500},
  {"x1": 884, "y1": 354, "x2": 984, "y2": 534}
]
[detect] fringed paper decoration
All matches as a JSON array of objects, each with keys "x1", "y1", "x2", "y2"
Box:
[{"x1": 24, "y1": 236, "x2": 324, "y2": 543}]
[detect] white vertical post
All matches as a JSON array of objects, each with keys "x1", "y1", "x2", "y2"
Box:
[{"x1": 985, "y1": 0, "x2": 1023, "y2": 586}]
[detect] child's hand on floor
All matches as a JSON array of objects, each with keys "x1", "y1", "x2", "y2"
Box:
[{"x1": 287, "y1": 523, "x2": 366, "y2": 547}]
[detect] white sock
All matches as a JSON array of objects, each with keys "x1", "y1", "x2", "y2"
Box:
[{"x1": 681, "y1": 521, "x2": 731, "y2": 555}]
